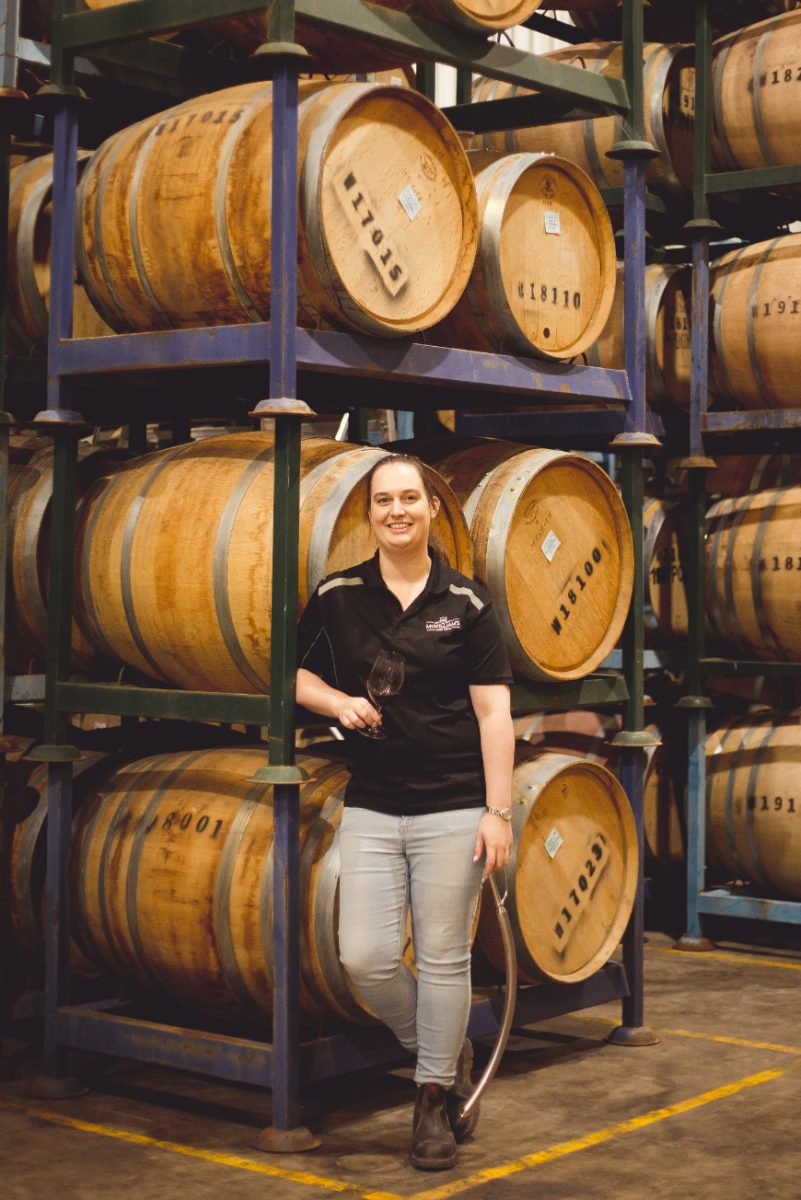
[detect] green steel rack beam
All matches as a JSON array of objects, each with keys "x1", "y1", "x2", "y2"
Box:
[
  {"x1": 706, "y1": 165, "x2": 801, "y2": 195},
  {"x1": 57, "y1": 0, "x2": 629, "y2": 112},
  {"x1": 56, "y1": 681, "x2": 270, "y2": 724},
  {"x1": 510, "y1": 674, "x2": 628, "y2": 717}
]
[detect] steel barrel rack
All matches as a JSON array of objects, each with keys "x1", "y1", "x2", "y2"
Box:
[
  {"x1": 679, "y1": 0, "x2": 801, "y2": 947},
  {"x1": 3, "y1": 0, "x2": 659, "y2": 1147}
]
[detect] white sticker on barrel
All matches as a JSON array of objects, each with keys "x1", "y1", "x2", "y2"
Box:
[
  {"x1": 544, "y1": 210, "x2": 561, "y2": 235},
  {"x1": 337, "y1": 170, "x2": 406, "y2": 298},
  {"x1": 541, "y1": 529, "x2": 561, "y2": 563},
  {"x1": 398, "y1": 184, "x2": 422, "y2": 222},
  {"x1": 390, "y1": 75, "x2": 403, "y2": 86},
  {"x1": 545, "y1": 827, "x2": 563, "y2": 859}
]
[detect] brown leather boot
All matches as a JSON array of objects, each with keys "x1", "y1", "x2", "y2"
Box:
[
  {"x1": 410, "y1": 1083, "x2": 457, "y2": 1171},
  {"x1": 447, "y1": 1038, "x2": 480, "y2": 1142}
]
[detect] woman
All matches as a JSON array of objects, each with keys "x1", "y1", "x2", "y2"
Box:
[{"x1": 296, "y1": 453, "x2": 514, "y2": 1171}]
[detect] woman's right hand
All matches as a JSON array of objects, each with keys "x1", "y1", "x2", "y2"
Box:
[{"x1": 335, "y1": 696, "x2": 382, "y2": 732}]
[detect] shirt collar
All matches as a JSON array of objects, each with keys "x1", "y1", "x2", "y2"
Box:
[{"x1": 363, "y1": 551, "x2": 451, "y2": 596}]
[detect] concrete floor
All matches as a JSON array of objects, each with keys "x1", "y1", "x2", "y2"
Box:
[{"x1": 2, "y1": 931, "x2": 800, "y2": 1200}]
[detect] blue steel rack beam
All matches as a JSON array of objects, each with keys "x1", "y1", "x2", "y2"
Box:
[
  {"x1": 52, "y1": 324, "x2": 633, "y2": 407},
  {"x1": 33, "y1": 0, "x2": 650, "y2": 1137}
]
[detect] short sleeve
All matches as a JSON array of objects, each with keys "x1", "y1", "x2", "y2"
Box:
[
  {"x1": 465, "y1": 600, "x2": 513, "y2": 685},
  {"x1": 296, "y1": 589, "x2": 335, "y2": 682}
]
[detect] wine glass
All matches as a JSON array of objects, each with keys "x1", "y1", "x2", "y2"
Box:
[{"x1": 359, "y1": 650, "x2": 405, "y2": 739}]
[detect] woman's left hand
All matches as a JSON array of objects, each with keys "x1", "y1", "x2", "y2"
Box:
[{"x1": 473, "y1": 813, "x2": 513, "y2": 882}]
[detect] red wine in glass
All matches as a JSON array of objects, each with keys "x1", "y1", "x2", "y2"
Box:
[{"x1": 359, "y1": 650, "x2": 405, "y2": 739}]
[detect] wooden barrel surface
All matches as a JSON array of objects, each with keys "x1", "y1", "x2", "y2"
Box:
[
  {"x1": 77, "y1": 81, "x2": 477, "y2": 340},
  {"x1": 476, "y1": 746, "x2": 638, "y2": 983},
  {"x1": 707, "y1": 712, "x2": 801, "y2": 899},
  {"x1": 704, "y1": 454, "x2": 801, "y2": 497},
  {"x1": 74, "y1": 433, "x2": 472, "y2": 693},
  {"x1": 8, "y1": 444, "x2": 128, "y2": 673},
  {"x1": 7, "y1": 152, "x2": 112, "y2": 355},
  {"x1": 711, "y1": 232, "x2": 801, "y2": 410},
  {"x1": 712, "y1": 10, "x2": 801, "y2": 175},
  {"x1": 706, "y1": 485, "x2": 801, "y2": 661},
  {"x1": 471, "y1": 42, "x2": 695, "y2": 199},
  {"x1": 643, "y1": 497, "x2": 688, "y2": 641},
  {"x1": 70, "y1": 748, "x2": 373, "y2": 1022},
  {"x1": 585, "y1": 263, "x2": 692, "y2": 411},
  {"x1": 514, "y1": 710, "x2": 684, "y2": 868},
  {"x1": 433, "y1": 153, "x2": 616, "y2": 360},
  {"x1": 7, "y1": 754, "x2": 109, "y2": 972},
  {"x1": 411, "y1": 436, "x2": 633, "y2": 682}
]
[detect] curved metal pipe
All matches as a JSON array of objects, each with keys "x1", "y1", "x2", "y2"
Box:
[{"x1": 458, "y1": 871, "x2": 517, "y2": 1120}]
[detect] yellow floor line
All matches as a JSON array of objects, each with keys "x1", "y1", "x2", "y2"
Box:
[
  {"x1": 658, "y1": 1028, "x2": 801, "y2": 1057},
  {"x1": 1, "y1": 1068, "x2": 788, "y2": 1200},
  {"x1": 0, "y1": 1098, "x2": 404, "y2": 1200},
  {"x1": 408, "y1": 1068, "x2": 786, "y2": 1200},
  {"x1": 565, "y1": 1011, "x2": 801, "y2": 1057},
  {"x1": 651, "y1": 946, "x2": 801, "y2": 972}
]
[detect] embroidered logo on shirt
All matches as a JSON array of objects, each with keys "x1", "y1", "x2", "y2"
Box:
[{"x1": 425, "y1": 615, "x2": 462, "y2": 632}]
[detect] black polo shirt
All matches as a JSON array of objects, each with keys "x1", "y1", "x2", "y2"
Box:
[{"x1": 297, "y1": 552, "x2": 513, "y2": 816}]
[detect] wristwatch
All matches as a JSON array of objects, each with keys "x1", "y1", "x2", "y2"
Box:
[{"x1": 486, "y1": 805, "x2": 513, "y2": 822}]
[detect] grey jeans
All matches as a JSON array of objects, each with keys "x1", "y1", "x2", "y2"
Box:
[{"x1": 338, "y1": 804, "x2": 485, "y2": 1086}]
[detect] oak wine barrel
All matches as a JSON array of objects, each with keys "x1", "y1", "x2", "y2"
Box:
[
  {"x1": 476, "y1": 746, "x2": 638, "y2": 983},
  {"x1": 433, "y1": 153, "x2": 616, "y2": 360},
  {"x1": 706, "y1": 484, "x2": 801, "y2": 661},
  {"x1": 70, "y1": 748, "x2": 372, "y2": 1022},
  {"x1": 707, "y1": 712, "x2": 801, "y2": 899},
  {"x1": 74, "y1": 433, "x2": 472, "y2": 693},
  {"x1": 712, "y1": 10, "x2": 801, "y2": 176},
  {"x1": 471, "y1": 41, "x2": 695, "y2": 199},
  {"x1": 711, "y1": 232, "x2": 801, "y2": 410},
  {"x1": 408, "y1": 436, "x2": 633, "y2": 682},
  {"x1": 585, "y1": 263, "x2": 692, "y2": 411},
  {"x1": 8, "y1": 444, "x2": 128, "y2": 674},
  {"x1": 7, "y1": 152, "x2": 112, "y2": 355},
  {"x1": 643, "y1": 497, "x2": 688, "y2": 641},
  {"x1": 78, "y1": 81, "x2": 477, "y2": 340},
  {"x1": 514, "y1": 710, "x2": 684, "y2": 868}
]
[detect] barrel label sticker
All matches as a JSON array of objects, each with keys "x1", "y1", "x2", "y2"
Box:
[
  {"x1": 398, "y1": 184, "x2": 422, "y2": 222},
  {"x1": 544, "y1": 210, "x2": 561, "y2": 236},
  {"x1": 544, "y1": 827, "x2": 563, "y2": 859},
  {"x1": 339, "y1": 171, "x2": 406, "y2": 297},
  {"x1": 541, "y1": 529, "x2": 561, "y2": 563},
  {"x1": 553, "y1": 831, "x2": 609, "y2": 951}
]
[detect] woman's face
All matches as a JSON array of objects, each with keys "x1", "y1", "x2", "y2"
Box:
[{"x1": 368, "y1": 461, "x2": 440, "y2": 556}]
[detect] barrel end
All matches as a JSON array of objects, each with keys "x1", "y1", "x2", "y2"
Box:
[
  {"x1": 252, "y1": 1124, "x2": 321, "y2": 1153},
  {"x1": 606, "y1": 1025, "x2": 661, "y2": 1048}
]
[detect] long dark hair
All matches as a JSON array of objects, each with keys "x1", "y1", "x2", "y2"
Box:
[{"x1": 366, "y1": 453, "x2": 445, "y2": 560}]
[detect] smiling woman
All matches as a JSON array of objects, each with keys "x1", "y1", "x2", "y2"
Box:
[{"x1": 296, "y1": 452, "x2": 515, "y2": 1172}]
